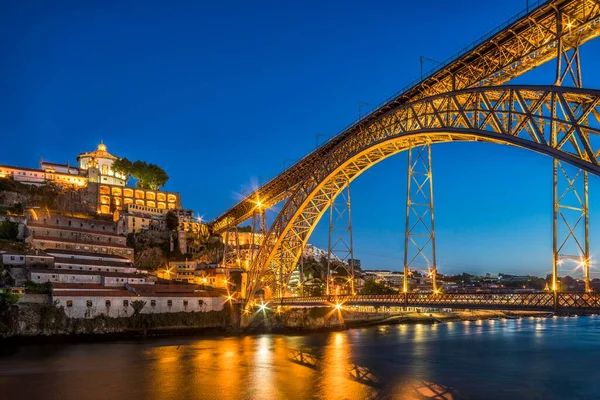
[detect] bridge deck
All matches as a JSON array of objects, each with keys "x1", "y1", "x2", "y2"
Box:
[{"x1": 272, "y1": 292, "x2": 600, "y2": 312}]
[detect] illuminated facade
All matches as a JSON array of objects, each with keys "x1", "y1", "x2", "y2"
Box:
[{"x1": 0, "y1": 141, "x2": 181, "y2": 216}]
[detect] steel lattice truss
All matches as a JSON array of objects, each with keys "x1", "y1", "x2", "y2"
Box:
[
  {"x1": 243, "y1": 85, "x2": 600, "y2": 303},
  {"x1": 274, "y1": 292, "x2": 600, "y2": 312},
  {"x1": 212, "y1": 0, "x2": 600, "y2": 233},
  {"x1": 403, "y1": 144, "x2": 437, "y2": 292}
]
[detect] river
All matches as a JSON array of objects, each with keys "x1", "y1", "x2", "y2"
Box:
[{"x1": 1, "y1": 316, "x2": 599, "y2": 399}]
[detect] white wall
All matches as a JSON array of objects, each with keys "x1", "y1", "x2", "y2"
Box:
[
  {"x1": 53, "y1": 295, "x2": 224, "y2": 318},
  {"x1": 55, "y1": 262, "x2": 137, "y2": 274}
]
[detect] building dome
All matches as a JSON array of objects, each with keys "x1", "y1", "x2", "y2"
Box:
[{"x1": 97, "y1": 142, "x2": 107, "y2": 152}]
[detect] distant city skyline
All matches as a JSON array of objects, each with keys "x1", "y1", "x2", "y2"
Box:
[{"x1": 2, "y1": 0, "x2": 600, "y2": 277}]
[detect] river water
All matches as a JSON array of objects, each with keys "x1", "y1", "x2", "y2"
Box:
[{"x1": 1, "y1": 316, "x2": 599, "y2": 399}]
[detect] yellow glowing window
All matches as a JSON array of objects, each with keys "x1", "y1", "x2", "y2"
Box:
[
  {"x1": 157, "y1": 193, "x2": 166, "y2": 202},
  {"x1": 124, "y1": 189, "x2": 133, "y2": 198},
  {"x1": 124, "y1": 198, "x2": 133, "y2": 205},
  {"x1": 102, "y1": 165, "x2": 108, "y2": 175},
  {"x1": 146, "y1": 201, "x2": 156, "y2": 208},
  {"x1": 135, "y1": 199, "x2": 145, "y2": 206},
  {"x1": 100, "y1": 205, "x2": 110, "y2": 214},
  {"x1": 167, "y1": 203, "x2": 175, "y2": 210},
  {"x1": 146, "y1": 192, "x2": 156, "y2": 201},
  {"x1": 111, "y1": 187, "x2": 122, "y2": 196},
  {"x1": 114, "y1": 198, "x2": 121, "y2": 206},
  {"x1": 135, "y1": 190, "x2": 144, "y2": 199},
  {"x1": 100, "y1": 195, "x2": 110, "y2": 205},
  {"x1": 157, "y1": 202, "x2": 166, "y2": 209},
  {"x1": 100, "y1": 186, "x2": 110, "y2": 195},
  {"x1": 167, "y1": 194, "x2": 176, "y2": 203}
]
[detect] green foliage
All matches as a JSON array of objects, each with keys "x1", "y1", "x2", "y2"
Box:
[
  {"x1": 25, "y1": 281, "x2": 52, "y2": 294},
  {"x1": 165, "y1": 210, "x2": 179, "y2": 231},
  {"x1": 111, "y1": 158, "x2": 169, "y2": 190},
  {"x1": 360, "y1": 278, "x2": 396, "y2": 295},
  {"x1": 0, "y1": 221, "x2": 19, "y2": 240},
  {"x1": 0, "y1": 292, "x2": 19, "y2": 309},
  {"x1": 130, "y1": 300, "x2": 146, "y2": 316}
]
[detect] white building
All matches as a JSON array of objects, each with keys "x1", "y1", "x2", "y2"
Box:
[
  {"x1": 52, "y1": 283, "x2": 225, "y2": 318},
  {"x1": 29, "y1": 268, "x2": 151, "y2": 286}
]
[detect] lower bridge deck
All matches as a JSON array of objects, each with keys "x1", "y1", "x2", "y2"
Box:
[{"x1": 271, "y1": 292, "x2": 600, "y2": 312}]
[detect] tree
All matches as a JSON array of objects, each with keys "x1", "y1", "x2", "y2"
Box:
[
  {"x1": 111, "y1": 157, "x2": 134, "y2": 179},
  {"x1": 111, "y1": 158, "x2": 169, "y2": 190},
  {"x1": 0, "y1": 221, "x2": 19, "y2": 240},
  {"x1": 130, "y1": 300, "x2": 146, "y2": 316},
  {"x1": 165, "y1": 211, "x2": 179, "y2": 231},
  {"x1": 360, "y1": 278, "x2": 396, "y2": 295}
]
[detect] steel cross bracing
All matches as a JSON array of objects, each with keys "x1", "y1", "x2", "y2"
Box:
[
  {"x1": 212, "y1": 0, "x2": 600, "y2": 233},
  {"x1": 243, "y1": 86, "x2": 600, "y2": 304},
  {"x1": 326, "y1": 183, "x2": 356, "y2": 296},
  {"x1": 552, "y1": 23, "x2": 591, "y2": 293},
  {"x1": 221, "y1": 225, "x2": 241, "y2": 268},
  {"x1": 403, "y1": 143, "x2": 437, "y2": 293}
]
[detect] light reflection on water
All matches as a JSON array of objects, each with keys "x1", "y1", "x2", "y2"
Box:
[{"x1": 1, "y1": 317, "x2": 600, "y2": 399}]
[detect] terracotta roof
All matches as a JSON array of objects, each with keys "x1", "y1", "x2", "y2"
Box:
[
  {"x1": 54, "y1": 257, "x2": 133, "y2": 268},
  {"x1": 30, "y1": 268, "x2": 147, "y2": 279},
  {"x1": 129, "y1": 284, "x2": 224, "y2": 297},
  {"x1": 31, "y1": 235, "x2": 131, "y2": 249},
  {"x1": 0, "y1": 165, "x2": 46, "y2": 173},
  {"x1": 28, "y1": 222, "x2": 121, "y2": 237},
  {"x1": 45, "y1": 249, "x2": 131, "y2": 261},
  {"x1": 53, "y1": 290, "x2": 136, "y2": 297},
  {"x1": 52, "y1": 283, "x2": 115, "y2": 290}
]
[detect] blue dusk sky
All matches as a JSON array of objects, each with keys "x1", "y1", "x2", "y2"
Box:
[{"x1": 2, "y1": 0, "x2": 600, "y2": 277}]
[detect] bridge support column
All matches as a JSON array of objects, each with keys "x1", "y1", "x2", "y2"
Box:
[
  {"x1": 552, "y1": 18, "x2": 591, "y2": 293},
  {"x1": 222, "y1": 224, "x2": 241, "y2": 268},
  {"x1": 403, "y1": 142, "x2": 437, "y2": 293},
  {"x1": 326, "y1": 182, "x2": 356, "y2": 296}
]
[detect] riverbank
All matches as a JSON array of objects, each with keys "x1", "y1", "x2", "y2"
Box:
[
  {"x1": 246, "y1": 307, "x2": 557, "y2": 334},
  {"x1": 0, "y1": 302, "x2": 239, "y2": 342},
  {"x1": 0, "y1": 301, "x2": 586, "y2": 343}
]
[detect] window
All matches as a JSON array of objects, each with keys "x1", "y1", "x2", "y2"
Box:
[
  {"x1": 198, "y1": 300, "x2": 204, "y2": 306},
  {"x1": 10, "y1": 256, "x2": 14, "y2": 261},
  {"x1": 66, "y1": 300, "x2": 73, "y2": 308},
  {"x1": 183, "y1": 300, "x2": 188, "y2": 307},
  {"x1": 167, "y1": 300, "x2": 173, "y2": 307},
  {"x1": 151, "y1": 300, "x2": 156, "y2": 307},
  {"x1": 105, "y1": 300, "x2": 111, "y2": 307},
  {"x1": 86, "y1": 300, "x2": 93, "y2": 307},
  {"x1": 123, "y1": 300, "x2": 129, "y2": 307}
]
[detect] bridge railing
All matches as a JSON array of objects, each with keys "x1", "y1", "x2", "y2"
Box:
[{"x1": 271, "y1": 292, "x2": 600, "y2": 311}]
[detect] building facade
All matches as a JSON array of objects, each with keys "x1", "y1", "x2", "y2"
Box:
[{"x1": 0, "y1": 142, "x2": 181, "y2": 216}]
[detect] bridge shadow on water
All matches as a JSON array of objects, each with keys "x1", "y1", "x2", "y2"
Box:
[{"x1": 288, "y1": 347, "x2": 462, "y2": 399}]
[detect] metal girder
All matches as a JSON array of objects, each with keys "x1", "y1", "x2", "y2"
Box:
[
  {"x1": 403, "y1": 143, "x2": 437, "y2": 293},
  {"x1": 212, "y1": 0, "x2": 600, "y2": 233},
  {"x1": 243, "y1": 85, "x2": 600, "y2": 305},
  {"x1": 273, "y1": 292, "x2": 600, "y2": 312},
  {"x1": 221, "y1": 225, "x2": 241, "y2": 268},
  {"x1": 326, "y1": 183, "x2": 355, "y2": 296},
  {"x1": 552, "y1": 20, "x2": 591, "y2": 294}
]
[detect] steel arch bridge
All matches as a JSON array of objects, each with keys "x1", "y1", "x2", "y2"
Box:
[
  {"x1": 245, "y1": 85, "x2": 600, "y2": 301},
  {"x1": 209, "y1": 0, "x2": 600, "y2": 309}
]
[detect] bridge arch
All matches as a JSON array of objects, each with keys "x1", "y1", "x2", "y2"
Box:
[{"x1": 245, "y1": 85, "x2": 600, "y2": 303}]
